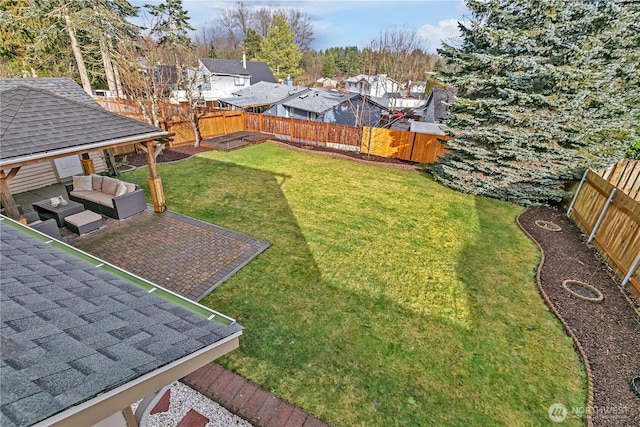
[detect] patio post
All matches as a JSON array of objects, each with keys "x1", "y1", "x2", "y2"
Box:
[
  {"x1": 80, "y1": 153, "x2": 96, "y2": 175},
  {"x1": 0, "y1": 168, "x2": 26, "y2": 224},
  {"x1": 141, "y1": 140, "x2": 166, "y2": 213}
]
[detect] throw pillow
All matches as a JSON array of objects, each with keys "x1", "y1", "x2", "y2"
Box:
[
  {"x1": 115, "y1": 182, "x2": 128, "y2": 197},
  {"x1": 101, "y1": 176, "x2": 120, "y2": 195},
  {"x1": 72, "y1": 175, "x2": 92, "y2": 191},
  {"x1": 91, "y1": 174, "x2": 103, "y2": 191},
  {"x1": 124, "y1": 182, "x2": 136, "y2": 193}
]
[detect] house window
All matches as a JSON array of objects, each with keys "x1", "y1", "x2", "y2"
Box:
[{"x1": 234, "y1": 76, "x2": 245, "y2": 86}]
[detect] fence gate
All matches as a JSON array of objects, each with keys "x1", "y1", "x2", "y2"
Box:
[{"x1": 567, "y1": 168, "x2": 640, "y2": 293}]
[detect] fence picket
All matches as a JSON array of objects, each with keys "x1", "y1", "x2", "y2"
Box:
[{"x1": 570, "y1": 168, "x2": 640, "y2": 293}]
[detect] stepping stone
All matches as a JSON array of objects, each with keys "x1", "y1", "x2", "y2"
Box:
[{"x1": 176, "y1": 409, "x2": 209, "y2": 427}]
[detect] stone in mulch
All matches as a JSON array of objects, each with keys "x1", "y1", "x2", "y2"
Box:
[{"x1": 518, "y1": 206, "x2": 640, "y2": 426}]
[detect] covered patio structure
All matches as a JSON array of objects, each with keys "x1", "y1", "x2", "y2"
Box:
[{"x1": 0, "y1": 78, "x2": 170, "y2": 223}]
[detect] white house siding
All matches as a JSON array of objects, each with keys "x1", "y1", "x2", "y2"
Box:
[
  {"x1": 9, "y1": 151, "x2": 108, "y2": 194},
  {"x1": 8, "y1": 162, "x2": 57, "y2": 194},
  {"x1": 201, "y1": 73, "x2": 250, "y2": 102}
]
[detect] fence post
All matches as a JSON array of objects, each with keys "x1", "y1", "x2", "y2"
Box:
[
  {"x1": 587, "y1": 188, "x2": 616, "y2": 244},
  {"x1": 621, "y1": 251, "x2": 640, "y2": 288},
  {"x1": 567, "y1": 170, "x2": 588, "y2": 216}
]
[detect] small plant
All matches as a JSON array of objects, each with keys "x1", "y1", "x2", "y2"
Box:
[{"x1": 625, "y1": 141, "x2": 640, "y2": 160}]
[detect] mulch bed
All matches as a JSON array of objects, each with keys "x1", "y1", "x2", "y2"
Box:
[
  {"x1": 115, "y1": 145, "x2": 213, "y2": 169},
  {"x1": 518, "y1": 206, "x2": 640, "y2": 426}
]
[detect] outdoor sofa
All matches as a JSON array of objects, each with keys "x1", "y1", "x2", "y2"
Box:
[{"x1": 65, "y1": 174, "x2": 146, "y2": 220}]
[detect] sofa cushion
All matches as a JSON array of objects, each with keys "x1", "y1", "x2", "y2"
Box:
[
  {"x1": 91, "y1": 174, "x2": 103, "y2": 191},
  {"x1": 124, "y1": 182, "x2": 137, "y2": 193},
  {"x1": 101, "y1": 176, "x2": 120, "y2": 195},
  {"x1": 81, "y1": 191, "x2": 114, "y2": 208},
  {"x1": 72, "y1": 175, "x2": 92, "y2": 191},
  {"x1": 115, "y1": 182, "x2": 128, "y2": 197}
]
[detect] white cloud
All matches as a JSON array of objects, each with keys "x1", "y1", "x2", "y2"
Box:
[{"x1": 418, "y1": 19, "x2": 463, "y2": 54}]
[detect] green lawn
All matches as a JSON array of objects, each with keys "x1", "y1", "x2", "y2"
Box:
[{"x1": 124, "y1": 143, "x2": 586, "y2": 426}]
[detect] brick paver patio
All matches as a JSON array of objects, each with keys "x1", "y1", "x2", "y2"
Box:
[{"x1": 62, "y1": 207, "x2": 270, "y2": 301}]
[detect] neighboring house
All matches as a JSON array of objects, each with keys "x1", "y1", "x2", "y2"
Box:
[
  {"x1": 345, "y1": 74, "x2": 401, "y2": 98},
  {"x1": 192, "y1": 56, "x2": 276, "y2": 106},
  {"x1": 419, "y1": 86, "x2": 457, "y2": 123},
  {"x1": 0, "y1": 218, "x2": 242, "y2": 426},
  {"x1": 408, "y1": 81, "x2": 427, "y2": 96},
  {"x1": 315, "y1": 77, "x2": 338, "y2": 88},
  {"x1": 0, "y1": 78, "x2": 167, "y2": 196},
  {"x1": 152, "y1": 64, "x2": 179, "y2": 98},
  {"x1": 218, "y1": 81, "x2": 310, "y2": 114},
  {"x1": 222, "y1": 83, "x2": 385, "y2": 126},
  {"x1": 345, "y1": 74, "x2": 426, "y2": 109},
  {"x1": 279, "y1": 88, "x2": 384, "y2": 127}
]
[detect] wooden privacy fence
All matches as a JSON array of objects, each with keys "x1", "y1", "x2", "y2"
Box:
[
  {"x1": 362, "y1": 127, "x2": 450, "y2": 163},
  {"x1": 165, "y1": 111, "x2": 245, "y2": 146},
  {"x1": 243, "y1": 114, "x2": 448, "y2": 163},
  {"x1": 95, "y1": 99, "x2": 449, "y2": 164},
  {"x1": 244, "y1": 113, "x2": 363, "y2": 150},
  {"x1": 599, "y1": 158, "x2": 640, "y2": 202},
  {"x1": 567, "y1": 168, "x2": 640, "y2": 293}
]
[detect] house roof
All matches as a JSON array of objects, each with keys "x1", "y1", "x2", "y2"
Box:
[
  {"x1": 199, "y1": 58, "x2": 276, "y2": 85},
  {"x1": 345, "y1": 74, "x2": 400, "y2": 86},
  {"x1": 281, "y1": 89, "x2": 360, "y2": 114},
  {"x1": 219, "y1": 82, "x2": 310, "y2": 108},
  {"x1": 410, "y1": 121, "x2": 446, "y2": 135},
  {"x1": 0, "y1": 220, "x2": 243, "y2": 427},
  {"x1": 0, "y1": 77, "x2": 96, "y2": 106},
  {"x1": 0, "y1": 83, "x2": 167, "y2": 167}
]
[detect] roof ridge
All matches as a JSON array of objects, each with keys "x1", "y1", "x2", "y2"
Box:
[{"x1": 0, "y1": 85, "x2": 31, "y2": 138}]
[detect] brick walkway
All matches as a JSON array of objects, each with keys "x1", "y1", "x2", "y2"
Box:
[{"x1": 182, "y1": 364, "x2": 328, "y2": 427}]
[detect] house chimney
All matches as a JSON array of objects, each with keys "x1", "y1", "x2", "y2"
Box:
[{"x1": 243, "y1": 52, "x2": 246, "y2": 69}]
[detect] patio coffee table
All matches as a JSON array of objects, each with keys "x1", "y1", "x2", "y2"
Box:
[{"x1": 32, "y1": 198, "x2": 84, "y2": 227}]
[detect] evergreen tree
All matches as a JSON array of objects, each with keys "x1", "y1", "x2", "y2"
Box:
[
  {"x1": 243, "y1": 28, "x2": 262, "y2": 60},
  {"x1": 321, "y1": 55, "x2": 335, "y2": 78},
  {"x1": 431, "y1": 0, "x2": 638, "y2": 205},
  {"x1": 258, "y1": 11, "x2": 302, "y2": 80},
  {"x1": 208, "y1": 41, "x2": 217, "y2": 59},
  {"x1": 145, "y1": 0, "x2": 193, "y2": 49}
]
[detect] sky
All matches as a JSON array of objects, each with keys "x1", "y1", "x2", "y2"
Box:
[{"x1": 131, "y1": 0, "x2": 470, "y2": 54}]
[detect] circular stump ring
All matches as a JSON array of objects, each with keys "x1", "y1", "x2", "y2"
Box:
[
  {"x1": 631, "y1": 377, "x2": 640, "y2": 398},
  {"x1": 562, "y1": 280, "x2": 604, "y2": 303}
]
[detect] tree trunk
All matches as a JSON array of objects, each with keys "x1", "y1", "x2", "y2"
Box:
[
  {"x1": 64, "y1": 8, "x2": 92, "y2": 95},
  {"x1": 190, "y1": 106, "x2": 201, "y2": 147},
  {"x1": 99, "y1": 37, "x2": 118, "y2": 95},
  {"x1": 112, "y1": 61, "x2": 124, "y2": 98}
]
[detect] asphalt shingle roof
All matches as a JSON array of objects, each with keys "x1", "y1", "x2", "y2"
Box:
[
  {"x1": 0, "y1": 222, "x2": 242, "y2": 427},
  {"x1": 219, "y1": 82, "x2": 310, "y2": 108},
  {"x1": 281, "y1": 89, "x2": 360, "y2": 114},
  {"x1": 0, "y1": 84, "x2": 166, "y2": 164},
  {"x1": 200, "y1": 58, "x2": 276, "y2": 84},
  {"x1": 0, "y1": 78, "x2": 96, "y2": 106}
]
